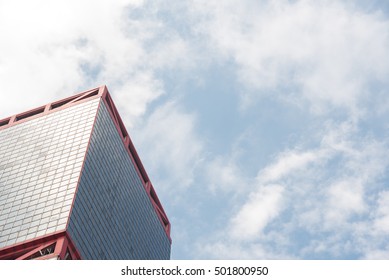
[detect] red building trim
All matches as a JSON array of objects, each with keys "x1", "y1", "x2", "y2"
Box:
[
  {"x1": 0, "y1": 231, "x2": 81, "y2": 260},
  {"x1": 0, "y1": 87, "x2": 100, "y2": 131},
  {"x1": 100, "y1": 86, "x2": 171, "y2": 242}
]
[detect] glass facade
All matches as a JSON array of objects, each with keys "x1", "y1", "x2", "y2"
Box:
[
  {"x1": 0, "y1": 100, "x2": 99, "y2": 248},
  {"x1": 67, "y1": 100, "x2": 171, "y2": 259}
]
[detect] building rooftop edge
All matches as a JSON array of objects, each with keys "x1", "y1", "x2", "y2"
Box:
[{"x1": 0, "y1": 86, "x2": 104, "y2": 131}]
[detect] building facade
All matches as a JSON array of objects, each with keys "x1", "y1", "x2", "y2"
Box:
[{"x1": 0, "y1": 86, "x2": 171, "y2": 260}]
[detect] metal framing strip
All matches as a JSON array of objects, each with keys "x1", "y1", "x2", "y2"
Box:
[
  {"x1": 100, "y1": 86, "x2": 172, "y2": 242},
  {"x1": 0, "y1": 232, "x2": 81, "y2": 260}
]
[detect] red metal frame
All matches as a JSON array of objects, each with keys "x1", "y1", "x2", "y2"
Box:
[
  {"x1": 99, "y1": 86, "x2": 171, "y2": 242},
  {"x1": 0, "y1": 231, "x2": 81, "y2": 260},
  {"x1": 0, "y1": 87, "x2": 100, "y2": 131},
  {"x1": 0, "y1": 85, "x2": 172, "y2": 251}
]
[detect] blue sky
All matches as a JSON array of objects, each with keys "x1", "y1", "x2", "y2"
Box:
[{"x1": 1, "y1": 0, "x2": 389, "y2": 259}]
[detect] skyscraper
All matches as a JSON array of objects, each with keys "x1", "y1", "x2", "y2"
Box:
[{"x1": 0, "y1": 86, "x2": 171, "y2": 260}]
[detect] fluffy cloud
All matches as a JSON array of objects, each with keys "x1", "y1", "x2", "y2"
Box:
[
  {"x1": 229, "y1": 184, "x2": 284, "y2": 241},
  {"x1": 198, "y1": 120, "x2": 389, "y2": 259},
  {"x1": 191, "y1": 0, "x2": 389, "y2": 115},
  {"x1": 0, "y1": 0, "x2": 191, "y2": 123},
  {"x1": 206, "y1": 156, "x2": 245, "y2": 193},
  {"x1": 133, "y1": 101, "x2": 203, "y2": 190},
  {"x1": 258, "y1": 150, "x2": 322, "y2": 184},
  {"x1": 325, "y1": 180, "x2": 366, "y2": 226},
  {"x1": 373, "y1": 191, "x2": 389, "y2": 234}
]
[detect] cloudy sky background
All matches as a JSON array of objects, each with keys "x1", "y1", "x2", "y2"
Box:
[{"x1": 2, "y1": 0, "x2": 389, "y2": 259}]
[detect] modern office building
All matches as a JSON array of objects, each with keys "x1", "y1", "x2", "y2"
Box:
[{"x1": 0, "y1": 86, "x2": 171, "y2": 259}]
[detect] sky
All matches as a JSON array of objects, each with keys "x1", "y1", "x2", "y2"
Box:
[{"x1": 1, "y1": 0, "x2": 389, "y2": 259}]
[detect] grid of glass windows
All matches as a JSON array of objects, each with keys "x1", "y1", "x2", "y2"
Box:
[
  {"x1": 0, "y1": 99, "x2": 99, "y2": 248},
  {"x1": 67, "y1": 101, "x2": 171, "y2": 259}
]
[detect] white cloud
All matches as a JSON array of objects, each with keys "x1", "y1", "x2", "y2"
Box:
[
  {"x1": 258, "y1": 150, "x2": 322, "y2": 184},
  {"x1": 198, "y1": 120, "x2": 389, "y2": 258},
  {"x1": 0, "y1": 0, "x2": 193, "y2": 123},
  {"x1": 229, "y1": 184, "x2": 284, "y2": 241},
  {"x1": 373, "y1": 191, "x2": 389, "y2": 234},
  {"x1": 133, "y1": 101, "x2": 203, "y2": 190},
  {"x1": 190, "y1": 0, "x2": 389, "y2": 115},
  {"x1": 325, "y1": 180, "x2": 366, "y2": 226},
  {"x1": 363, "y1": 248, "x2": 389, "y2": 260},
  {"x1": 206, "y1": 156, "x2": 245, "y2": 193},
  {"x1": 113, "y1": 72, "x2": 165, "y2": 127}
]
